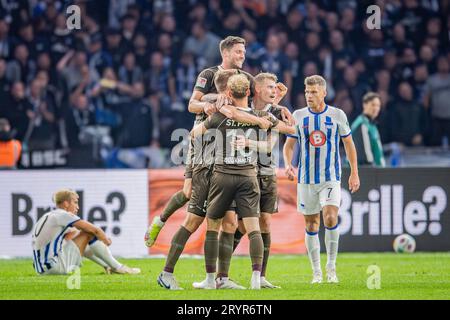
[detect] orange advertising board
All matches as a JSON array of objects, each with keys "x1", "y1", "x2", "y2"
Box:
[{"x1": 148, "y1": 169, "x2": 306, "y2": 255}]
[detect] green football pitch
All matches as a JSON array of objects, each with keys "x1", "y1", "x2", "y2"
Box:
[{"x1": 1, "y1": 253, "x2": 449, "y2": 300}]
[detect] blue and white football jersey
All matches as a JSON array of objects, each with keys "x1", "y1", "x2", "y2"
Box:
[
  {"x1": 288, "y1": 105, "x2": 351, "y2": 184},
  {"x1": 31, "y1": 209, "x2": 80, "y2": 274}
]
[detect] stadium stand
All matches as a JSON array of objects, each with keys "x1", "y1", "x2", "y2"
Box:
[{"x1": 0, "y1": 0, "x2": 448, "y2": 168}]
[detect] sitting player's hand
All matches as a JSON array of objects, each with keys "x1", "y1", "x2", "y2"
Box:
[
  {"x1": 285, "y1": 164, "x2": 296, "y2": 181},
  {"x1": 348, "y1": 173, "x2": 360, "y2": 193},
  {"x1": 102, "y1": 237, "x2": 112, "y2": 246}
]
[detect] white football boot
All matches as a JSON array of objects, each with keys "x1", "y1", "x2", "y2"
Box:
[
  {"x1": 260, "y1": 277, "x2": 281, "y2": 289},
  {"x1": 193, "y1": 277, "x2": 216, "y2": 289},
  {"x1": 216, "y1": 277, "x2": 246, "y2": 289},
  {"x1": 326, "y1": 266, "x2": 339, "y2": 283},
  {"x1": 157, "y1": 272, "x2": 183, "y2": 290},
  {"x1": 311, "y1": 271, "x2": 323, "y2": 284}
]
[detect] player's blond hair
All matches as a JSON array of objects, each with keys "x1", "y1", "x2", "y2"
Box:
[
  {"x1": 254, "y1": 72, "x2": 278, "y2": 84},
  {"x1": 304, "y1": 75, "x2": 327, "y2": 88},
  {"x1": 219, "y1": 36, "x2": 246, "y2": 54},
  {"x1": 53, "y1": 189, "x2": 78, "y2": 206},
  {"x1": 214, "y1": 69, "x2": 238, "y2": 93},
  {"x1": 227, "y1": 74, "x2": 250, "y2": 99}
]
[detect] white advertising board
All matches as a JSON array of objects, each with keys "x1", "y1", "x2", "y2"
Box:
[{"x1": 0, "y1": 170, "x2": 148, "y2": 257}]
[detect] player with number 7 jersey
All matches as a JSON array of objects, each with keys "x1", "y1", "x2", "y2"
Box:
[{"x1": 283, "y1": 75, "x2": 360, "y2": 285}]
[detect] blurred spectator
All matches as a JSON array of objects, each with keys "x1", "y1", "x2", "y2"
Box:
[
  {"x1": 413, "y1": 64, "x2": 429, "y2": 101},
  {"x1": 351, "y1": 92, "x2": 386, "y2": 167},
  {"x1": 424, "y1": 55, "x2": 450, "y2": 146},
  {"x1": 329, "y1": 30, "x2": 355, "y2": 75},
  {"x1": 4, "y1": 81, "x2": 33, "y2": 140},
  {"x1": 0, "y1": 118, "x2": 21, "y2": 169},
  {"x1": 241, "y1": 28, "x2": 264, "y2": 73},
  {"x1": 24, "y1": 78, "x2": 57, "y2": 150},
  {"x1": 390, "y1": 82, "x2": 425, "y2": 146},
  {"x1": 285, "y1": 42, "x2": 301, "y2": 104},
  {"x1": 108, "y1": 0, "x2": 134, "y2": 28},
  {"x1": 105, "y1": 27, "x2": 127, "y2": 71},
  {"x1": 145, "y1": 51, "x2": 175, "y2": 147},
  {"x1": 132, "y1": 33, "x2": 150, "y2": 71},
  {"x1": 158, "y1": 14, "x2": 185, "y2": 55},
  {"x1": 157, "y1": 33, "x2": 176, "y2": 67},
  {"x1": 121, "y1": 14, "x2": 138, "y2": 45},
  {"x1": 300, "y1": 32, "x2": 322, "y2": 66},
  {"x1": 5, "y1": 43, "x2": 36, "y2": 83},
  {"x1": 389, "y1": 23, "x2": 414, "y2": 55},
  {"x1": 400, "y1": 47, "x2": 418, "y2": 82},
  {"x1": 50, "y1": 13, "x2": 74, "y2": 63},
  {"x1": 64, "y1": 92, "x2": 96, "y2": 149},
  {"x1": 284, "y1": 7, "x2": 304, "y2": 45},
  {"x1": 257, "y1": 34, "x2": 292, "y2": 105},
  {"x1": 118, "y1": 52, "x2": 143, "y2": 87},
  {"x1": 36, "y1": 52, "x2": 57, "y2": 85},
  {"x1": 88, "y1": 32, "x2": 113, "y2": 77},
  {"x1": 301, "y1": 2, "x2": 325, "y2": 34},
  {"x1": 58, "y1": 50, "x2": 88, "y2": 92},
  {"x1": 0, "y1": 19, "x2": 13, "y2": 59},
  {"x1": 0, "y1": 58, "x2": 10, "y2": 112},
  {"x1": 170, "y1": 51, "x2": 197, "y2": 130},
  {"x1": 339, "y1": 66, "x2": 370, "y2": 120},
  {"x1": 419, "y1": 45, "x2": 436, "y2": 72},
  {"x1": 183, "y1": 22, "x2": 221, "y2": 70},
  {"x1": 0, "y1": 0, "x2": 446, "y2": 168},
  {"x1": 395, "y1": 0, "x2": 432, "y2": 42}
]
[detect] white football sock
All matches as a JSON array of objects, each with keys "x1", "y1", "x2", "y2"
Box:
[
  {"x1": 325, "y1": 225, "x2": 340, "y2": 269},
  {"x1": 305, "y1": 231, "x2": 321, "y2": 274},
  {"x1": 84, "y1": 246, "x2": 108, "y2": 268},
  {"x1": 89, "y1": 240, "x2": 122, "y2": 270}
]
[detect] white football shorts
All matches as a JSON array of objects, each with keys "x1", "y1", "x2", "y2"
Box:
[
  {"x1": 297, "y1": 181, "x2": 341, "y2": 215},
  {"x1": 45, "y1": 240, "x2": 82, "y2": 275}
]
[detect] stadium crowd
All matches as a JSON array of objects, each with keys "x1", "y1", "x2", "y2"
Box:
[{"x1": 0, "y1": 0, "x2": 449, "y2": 168}]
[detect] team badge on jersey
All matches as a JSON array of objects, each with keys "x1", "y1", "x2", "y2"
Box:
[
  {"x1": 196, "y1": 77, "x2": 207, "y2": 88},
  {"x1": 309, "y1": 130, "x2": 326, "y2": 147}
]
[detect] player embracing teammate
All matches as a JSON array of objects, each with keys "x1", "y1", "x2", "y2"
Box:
[{"x1": 147, "y1": 36, "x2": 360, "y2": 288}]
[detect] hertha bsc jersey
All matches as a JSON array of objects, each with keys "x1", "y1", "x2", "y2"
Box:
[
  {"x1": 31, "y1": 209, "x2": 80, "y2": 274},
  {"x1": 288, "y1": 105, "x2": 351, "y2": 184}
]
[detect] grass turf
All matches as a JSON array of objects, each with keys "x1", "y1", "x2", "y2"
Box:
[{"x1": 0, "y1": 253, "x2": 449, "y2": 300}]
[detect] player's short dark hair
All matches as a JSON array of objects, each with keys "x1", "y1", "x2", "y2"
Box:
[
  {"x1": 304, "y1": 75, "x2": 326, "y2": 88},
  {"x1": 363, "y1": 92, "x2": 381, "y2": 104},
  {"x1": 219, "y1": 36, "x2": 246, "y2": 54},
  {"x1": 214, "y1": 69, "x2": 238, "y2": 93}
]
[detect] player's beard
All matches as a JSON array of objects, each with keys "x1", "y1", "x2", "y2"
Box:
[{"x1": 232, "y1": 59, "x2": 244, "y2": 69}]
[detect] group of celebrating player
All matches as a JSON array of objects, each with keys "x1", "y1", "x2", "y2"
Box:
[
  {"x1": 145, "y1": 36, "x2": 360, "y2": 290},
  {"x1": 31, "y1": 36, "x2": 360, "y2": 290}
]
